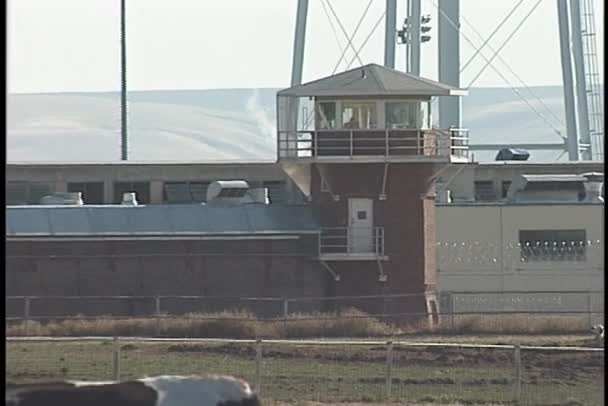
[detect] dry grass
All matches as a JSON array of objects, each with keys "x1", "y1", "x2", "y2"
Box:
[
  {"x1": 6, "y1": 309, "x2": 593, "y2": 338},
  {"x1": 6, "y1": 308, "x2": 396, "y2": 339},
  {"x1": 434, "y1": 315, "x2": 590, "y2": 335}
]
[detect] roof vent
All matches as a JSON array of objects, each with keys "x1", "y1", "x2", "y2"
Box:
[
  {"x1": 121, "y1": 192, "x2": 139, "y2": 206},
  {"x1": 581, "y1": 172, "x2": 604, "y2": 203},
  {"x1": 495, "y1": 148, "x2": 530, "y2": 161},
  {"x1": 206, "y1": 180, "x2": 250, "y2": 206},
  {"x1": 40, "y1": 192, "x2": 84, "y2": 206},
  {"x1": 507, "y1": 174, "x2": 586, "y2": 203}
]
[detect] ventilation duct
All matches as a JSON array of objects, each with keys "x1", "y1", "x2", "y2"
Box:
[
  {"x1": 580, "y1": 172, "x2": 604, "y2": 203},
  {"x1": 40, "y1": 192, "x2": 84, "y2": 206},
  {"x1": 121, "y1": 192, "x2": 139, "y2": 206},
  {"x1": 495, "y1": 148, "x2": 530, "y2": 161},
  {"x1": 206, "y1": 180, "x2": 269, "y2": 206},
  {"x1": 506, "y1": 174, "x2": 585, "y2": 203}
]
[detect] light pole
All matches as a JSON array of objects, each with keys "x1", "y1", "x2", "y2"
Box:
[{"x1": 397, "y1": 7, "x2": 432, "y2": 75}]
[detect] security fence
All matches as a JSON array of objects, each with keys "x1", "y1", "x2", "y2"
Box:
[
  {"x1": 6, "y1": 337, "x2": 604, "y2": 405},
  {"x1": 6, "y1": 291, "x2": 604, "y2": 336}
]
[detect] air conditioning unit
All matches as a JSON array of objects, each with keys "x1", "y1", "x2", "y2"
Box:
[{"x1": 206, "y1": 180, "x2": 269, "y2": 206}]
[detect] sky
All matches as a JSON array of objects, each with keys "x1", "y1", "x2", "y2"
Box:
[{"x1": 7, "y1": 0, "x2": 605, "y2": 93}]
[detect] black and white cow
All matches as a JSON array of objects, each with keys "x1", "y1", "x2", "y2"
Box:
[{"x1": 6, "y1": 375, "x2": 261, "y2": 406}]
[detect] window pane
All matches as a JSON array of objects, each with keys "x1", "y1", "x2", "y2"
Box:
[
  {"x1": 189, "y1": 182, "x2": 209, "y2": 203},
  {"x1": 317, "y1": 102, "x2": 336, "y2": 129},
  {"x1": 29, "y1": 183, "x2": 53, "y2": 204},
  {"x1": 164, "y1": 183, "x2": 191, "y2": 204},
  {"x1": 386, "y1": 101, "x2": 419, "y2": 129},
  {"x1": 263, "y1": 181, "x2": 286, "y2": 204},
  {"x1": 342, "y1": 102, "x2": 377, "y2": 129},
  {"x1": 420, "y1": 101, "x2": 430, "y2": 128},
  {"x1": 474, "y1": 181, "x2": 496, "y2": 202},
  {"x1": 6, "y1": 182, "x2": 28, "y2": 205},
  {"x1": 68, "y1": 182, "x2": 104, "y2": 204}
]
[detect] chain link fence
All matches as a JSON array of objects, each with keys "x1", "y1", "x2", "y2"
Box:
[
  {"x1": 6, "y1": 337, "x2": 604, "y2": 405},
  {"x1": 6, "y1": 291, "x2": 604, "y2": 338}
]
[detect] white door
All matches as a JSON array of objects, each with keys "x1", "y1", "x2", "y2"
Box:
[{"x1": 348, "y1": 198, "x2": 374, "y2": 253}]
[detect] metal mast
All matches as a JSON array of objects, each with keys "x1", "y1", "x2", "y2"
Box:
[
  {"x1": 120, "y1": 0, "x2": 128, "y2": 160},
  {"x1": 579, "y1": 0, "x2": 604, "y2": 160},
  {"x1": 291, "y1": 0, "x2": 309, "y2": 86},
  {"x1": 569, "y1": 0, "x2": 593, "y2": 160},
  {"x1": 384, "y1": 0, "x2": 397, "y2": 68},
  {"x1": 409, "y1": 0, "x2": 422, "y2": 76},
  {"x1": 557, "y1": 0, "x2": 580, "y2": 160},
  {"x1": 438, "y1": 0, "x2": 461, "y2": 130}
]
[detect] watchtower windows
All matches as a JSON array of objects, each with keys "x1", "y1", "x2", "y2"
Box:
[
  {"x1": 317, "y1": 102, "x2": 337, "y2": 129},
  {"x1": 342, "y1": 102, "x2": 377, "y2": 129},
  {"x1": 386, "y1": 101, "x2": 420, "y2": 129}
]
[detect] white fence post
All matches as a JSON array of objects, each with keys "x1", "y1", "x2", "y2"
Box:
[
  {"x1": 587, "y1": 293, "x2": 592, "y2": 328},
  {"x1": 113, "y1": 337, "x2": 121, "y2": 381},
  {"x1": 385, "y1": 341, "x2": 394, "y2": 401},
  {"x1": 513, "y1": 344, "x2": 522, "y2": 404},
  {"x1": 255, "y1": 339, "x2": 263, "y2": 395},
  {"x1": 385, "y1": 129, "x2": 389, "y2": 156},
  {"x1": 155, "y1": 296, "x2": 161, "y2": 316},
  {"x1": 24, "y1": 297, "x2": 31, "y2": 336},
  {"x1": 450, "y1": 294, "x2": 456, "y2": 331},
  {"x1": 283, "y1": 299, "x2": 289, "y2": 330},
  {"x1": 155, "y1": 296, "x2": 162, "y2": 337}
]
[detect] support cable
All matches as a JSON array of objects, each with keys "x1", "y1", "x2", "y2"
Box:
[
  {"x1": 346, "y1": 11, "x2": 387, "y2": 70},
  {"x1": 460, "y1": 0, "x2": 525, "y2": 73},
  {"x1": 326, "y1": 0, "x2": 371, "y2": 73},
  {"x1": 427, "y1": 0, "x2": 565, "y2": 139},
  {"x1": 320, "y1": 0, "x2": 348, "y2": 71},
  {"x1": 466, "y1": 0, "x2": 543, "y2": 88},
  {"x1": 460, "y1": 11, "x2": 566, "y2": 128}
]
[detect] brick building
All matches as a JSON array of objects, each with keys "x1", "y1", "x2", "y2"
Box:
[{"x1": 7, "y1": 64, "x2": 470, "y2": 321}]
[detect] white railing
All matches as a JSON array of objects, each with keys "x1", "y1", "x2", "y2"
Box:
[
  {"x1": 319, "y1": 226, "x2": 385, "y2": 257},
  {"x1": 277, "y1": 128, "x2": 469, "y2": 159}
]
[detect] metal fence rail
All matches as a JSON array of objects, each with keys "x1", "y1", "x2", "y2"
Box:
[
  {"x1": 6, "y1": 337, "x2": 604, "y2": 405},
  {"x1": 277, "y1": 128, "x2": 470, "y2": 159}
]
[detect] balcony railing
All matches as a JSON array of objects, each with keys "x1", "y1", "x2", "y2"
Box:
[
  {"x1": 319, "y1": 227, "x2": 385, "y2": 259},
  {"x1": 278, "y1": 128, "x2": 469, "y2": 160}
]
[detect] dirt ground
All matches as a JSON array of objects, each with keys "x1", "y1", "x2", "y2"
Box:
[{"x1": 166, "y1": 341, "x2": 604, "y2": 375}]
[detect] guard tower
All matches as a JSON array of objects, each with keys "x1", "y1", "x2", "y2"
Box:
[{"x1": 277, "y1": 64, "x2": 469, "y2": 319}]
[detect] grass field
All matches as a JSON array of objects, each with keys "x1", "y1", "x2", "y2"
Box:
[{"x1": 6, "y1": 338, "x2": 604, "y2": 405}]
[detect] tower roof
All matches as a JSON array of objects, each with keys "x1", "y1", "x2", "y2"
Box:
[{"x1": 278, "y1": 63, "x2": 468, "y2": 97}]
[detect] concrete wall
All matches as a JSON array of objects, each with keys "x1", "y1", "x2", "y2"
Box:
[{"x1": 436, "y1": 203, "x2": 604, "y2": 292}]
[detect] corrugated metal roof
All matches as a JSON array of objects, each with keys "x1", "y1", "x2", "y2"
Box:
[
  {"x1": 278, "y1": 64, "x2": 468, "y2": 97},
  {"x1": 6, "y1": 205, "x2": 319, "y2": 237}
]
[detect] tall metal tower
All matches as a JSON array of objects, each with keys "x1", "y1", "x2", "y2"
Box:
[
  {"x1": 557, "y1": 0, "x2": 604, "y2": 161},
  {"x1": 437, "y1": 0, "x2": 462, "y2": 130},
  {"x1": 288, "y1": 0, "x2": 602, "y2": 161},
  {"x1": 120, "y1": 0, "x2": 128, "y2": 160},
  {"x1": 579, "y1": 0, "x2": 604, "y2": 160}
]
